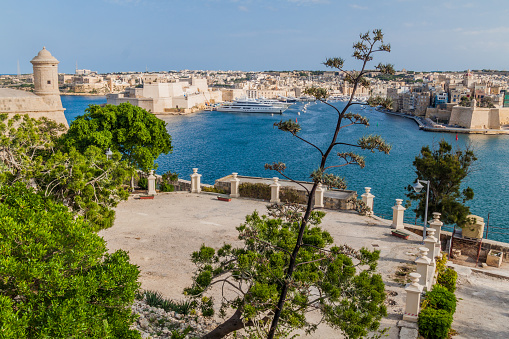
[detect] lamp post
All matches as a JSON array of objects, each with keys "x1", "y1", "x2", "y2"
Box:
[{"x1": 413, "y1": 179, "x2": 430, "y2": 242}]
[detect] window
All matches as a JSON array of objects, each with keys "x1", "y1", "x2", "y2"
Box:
[{"x1": 47, "y1": 80, "x2": 51, "y2": 84}]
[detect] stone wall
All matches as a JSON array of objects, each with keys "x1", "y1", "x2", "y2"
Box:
[{"x1": 425, "y1": 107, "x2": 452, "y2": 122}]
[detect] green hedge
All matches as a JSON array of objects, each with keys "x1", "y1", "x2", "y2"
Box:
[
  {"x1": 418, "y1": 255, "x2": 458, "y2": 339},
  {"x1": 239, "y1": 182, "x2": 303, "y2": 203},
  {"x1": 239, "y1": 183, "x2": 271, "y2": 200},
  {"x1": 437, "y1": 267, "x2": 458, "y2": 293},
  {"x1": 424, "y1": 285, "x2": 456, "y2": 314},
  {"x1": 418, "y1": 308, "x2": 453, "y2": 339}
]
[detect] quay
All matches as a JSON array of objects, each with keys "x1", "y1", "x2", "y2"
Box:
[{"x1": 376, "y1": 108, "x2": 509, "y2": 135}]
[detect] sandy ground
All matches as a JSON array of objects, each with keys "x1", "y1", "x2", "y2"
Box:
[{"x1": 99, "y1": 192, "x2": 509, "y2": 338}]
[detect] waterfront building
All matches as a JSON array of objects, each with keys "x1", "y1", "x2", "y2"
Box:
[
  {"x1": 0, "y1": 47, "x2": 68, "y2": 127},
  {"x1": 106, "y1": 78, "x2": 222, "y2": 113}
]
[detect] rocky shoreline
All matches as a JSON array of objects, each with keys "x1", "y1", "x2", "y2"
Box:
[{"x1": 132, "y1": 298, "x2": 220, "y2": 339}]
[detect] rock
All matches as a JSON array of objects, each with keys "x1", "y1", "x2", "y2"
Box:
[
  {"x1": 139, "y1": 318, "x2": 150, "y2": 329},
  {"x1": 399, "y1": 327, "x2": 419, "y2": 339},
  {"x1": 482, "y1": 263, "x2": 488, "y2": 268}
]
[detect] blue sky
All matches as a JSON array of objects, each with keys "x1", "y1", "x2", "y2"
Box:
[{"x1": 2, "y1": 0, "x2": 509, "y2": 74}]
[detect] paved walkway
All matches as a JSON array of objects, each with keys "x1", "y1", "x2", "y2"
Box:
[{"x1": 99, "y1": 192, "x2": 509, "y2": 338}]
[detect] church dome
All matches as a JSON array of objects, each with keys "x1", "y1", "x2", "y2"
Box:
[{"x1": 31, "y1": 47, "x2": 59, "y2": 64}]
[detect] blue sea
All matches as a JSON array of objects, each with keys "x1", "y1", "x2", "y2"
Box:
[{"x1": 61, "y1": 95, "x2": 509, "y2": 242}]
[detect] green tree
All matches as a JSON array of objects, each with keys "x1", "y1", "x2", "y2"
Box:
[
  {"x1": 63, "y1": 102, "x2": 173, "y2": 173},
  {"x1": 0, "y1": 114, "x2": 131, "y2": 230},
  {"x1": 186, "y1": 29, "x2": 394, "y2": 339},
  {"x1": 0, "y1": 183, "x2": 141, "y2": 338},
  {"x1": 406, "y1": 140, "x2": 476, "y2": 226},
  {"x1": 458, "y1": 96, "x2": 472, "y2": 107},
  {"x1": 186, "y1": 209, "x2": 386, "y2": 339},
  {"x1": 479, "y1": 96, "x2": 495, "y2": 108}
]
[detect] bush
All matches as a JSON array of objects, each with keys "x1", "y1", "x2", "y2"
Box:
[
  {"x1": 142, "y1": 290, "x2": 194, "y2": 315},
  {"x1": 239, "y1": 183, "x2": 271, "y2": 200},
  {"x1": 435, "y1": 253, "x2": 447, "y2": 275},
  {"x1": 200, "y1": 297, "x2": 214, "y2": 317},
  {"x1": 424, "y1": 285, "x2": 457, "y2": 314},
  {"x1": 0, "y1": 183, "x2": 141, "y2": 338},
  {"x1": 160, "y1": 182, "x2": 175, "y2": 192},
  {"x1": 418, "y1": 307, "x2": 453, "y2": 339},
  {"x1": 202, "y1": 186, "x2": 226, "y2": 194},
  {"x1": 138, "y1": 177, "x2": 148, "y2": 190},
  {"x1": 280, "y1": 187, "x2": 302, "y2": 203},
  {"x1": 437, "y1": 267, "x2": 458, "y2": 293},
  {"x1": 162, "y1": 170, "x2": 179, "y2": 182}
]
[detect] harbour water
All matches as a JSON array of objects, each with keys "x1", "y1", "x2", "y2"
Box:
[{"x1": 61, "y1": 95, "x2": 509, "y2": 242}]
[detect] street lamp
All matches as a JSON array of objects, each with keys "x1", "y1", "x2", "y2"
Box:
[
  {"x1": 412, "y1": 179, "x2": 430, "y2": 242},
  {"x1": 105, "y1": 148, "x2": 113, "y2": 160}
]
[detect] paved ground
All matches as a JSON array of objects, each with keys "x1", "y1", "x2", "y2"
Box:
[{"x1": 99, "y1": 192, "x2": 509, "y2": 338}]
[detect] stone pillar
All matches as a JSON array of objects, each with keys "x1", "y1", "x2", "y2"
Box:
[
  {"x1": 361, "y1": 187, "x2": 375, "y2": 215},
  {"x1": 424, "y1": 228, "x2": 438, "y2": 288},
  {"x1": 403, "y1": 272, "x2": 423, "y2": 322},
  {"x1": 191, "y1": 168, "x2": 201, "y2": 193},
  {"x1": 429, "y1": 212, "x2": 443, "y2": 257},
  {"x1": 391, "y1": 199, "x2": 406, "y2": 229},
  {"x1": 230, "y1": 173, "x2": 240, "y2": 198},
  {"x1": 314, "y1": 183, "x2": 325, "y2": 208},
  {"x1": 270, "y1": 177, "x2": 281, "y2": 203},
  {"x1": 415, "y1": 247, "x2": 431, "y2": 290},
  {"x1": 147, "y1": 170, "x2": 157, "y2": 195}
]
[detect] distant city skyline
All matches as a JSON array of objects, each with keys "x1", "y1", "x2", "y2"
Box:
[{"x1": 2, "y1": 0, "x2": 509, "y2": 74}]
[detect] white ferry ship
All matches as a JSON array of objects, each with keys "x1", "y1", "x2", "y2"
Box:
[{"x1": 217, "y1": 98, "x2": 288, "y2": 114}]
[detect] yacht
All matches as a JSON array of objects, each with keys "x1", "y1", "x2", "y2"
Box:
[
  {"x1": 217, "y1": 98, "x2": 287, "y2": 114},
  {"x1": 256, "y1": 97, "x2": 293, "y2": 108}
]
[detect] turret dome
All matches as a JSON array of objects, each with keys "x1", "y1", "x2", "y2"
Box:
[{"x1": 31, "y1": 47, "x2": 59, "y2": 64}]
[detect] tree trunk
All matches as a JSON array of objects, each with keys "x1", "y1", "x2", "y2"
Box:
[{"x1": 201, "y1": 308, "x2": 245, "y2": 339}]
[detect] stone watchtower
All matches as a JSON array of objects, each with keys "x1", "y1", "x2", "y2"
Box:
[{"x1": 30, "y1": 47, "x2": 63, "y2": 110}]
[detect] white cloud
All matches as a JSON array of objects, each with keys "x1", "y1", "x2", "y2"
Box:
[{"x1": 238, "y1": 5, "x2": 248, "y2": 11}]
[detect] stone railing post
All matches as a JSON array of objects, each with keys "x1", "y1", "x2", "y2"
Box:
[
  {"x1": 415, "y1": 247, "x2": 431, "y2": 290},
  {"x1": 147, "y1": 170, "x2": 157, "y2": 195},
  {"x1": 230, "y1": 173, "x2": 240, "y2": 198},
  {"x1": 361, "y1": 187, "x2": 375, "y2": 215},
  {"x1": 270, "y1": 177, "x2": 281, "y2": 203},
  {"x1": 424, "y1": 228, "x2": 438, "y2": 288},
  {"x1": 403, "y1": 272, "x2": 423, "y2": 322},
  {"x1": 391, "y1": 199, "x2": 406, "y2": 229},
  {"x1": 314, "y1": 183, "x2": 325, "y2": 208},
  {"x1": 190, "y1": 168, "x2": 201, "y2": 193},
  {"x1": 429, "y1": 212, "x2": 443, "y2": 257}
]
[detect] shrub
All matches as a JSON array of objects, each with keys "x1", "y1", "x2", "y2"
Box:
[
  {"x1": 424, "y1": 285, "x2": 457, "y2": 314},
  {"x1": 280, "y1": 187, "x2": 302, "y2": 203},
  {"x1": 160, "y1": 182, "x2": 175, "y2": 192},
  {"x1": 437, "y1": 267, "x2": 458, "y2": 293},
  {"x1": 142, "y1": 290, "x2": 194, "y2": 315},
  {"x1": 144, "y1": 290, "x2": 164, "y2": 308},
  {"x1": 200, "y1": 297, "x2": 214, "y2": 317},
  {"x1": 239, "y1": 182, "x2": 271, "y2": 200},
  {"x1": 435, "y1": 253, "x2": 447, "y2": 276},
  {"x1": 162, "y1": 170, "x2": 179, "y2": 183},
  {"x1": 202, "y1": 186, "x2": 226, "y2": 194},
  {"x1": 0, "y1": 183, "x2": 141, "y2": 338},
  {"x1": 138, "y1": 177, "x2": 148, "y2": 190},
  {"x1": 418, "y1": 307, "x2": 453, "y2": 339},
  {"x1": 347, "y1": 197, "x2": 371, "y2": 215}
]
